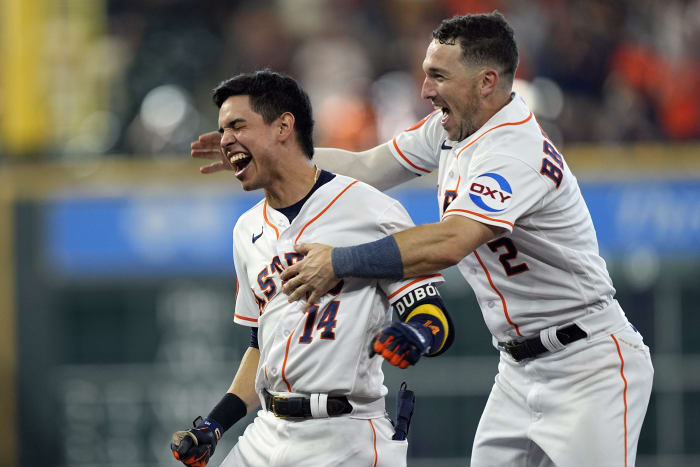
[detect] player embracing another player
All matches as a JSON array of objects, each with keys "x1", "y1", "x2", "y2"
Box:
[
  {"x1": 170, "y1": 70, "x2": 454, "y2": 467},
  {"x1": 192, "y1": 12, "x2": 655, "y2": 467}
]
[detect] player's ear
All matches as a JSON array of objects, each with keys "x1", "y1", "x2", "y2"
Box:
[
  {"x1": 277, "y1": 112, "x2": 295, "y2": 142},
  {"x1": 479, "y1": 68, "x2": 499, "y2": 98}
]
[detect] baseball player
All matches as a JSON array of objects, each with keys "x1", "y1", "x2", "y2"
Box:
[
  {"x1": 171, "y1": 71, "x2": 454, "y2": 467},
  {"x1": 268, "y1": 14, "x2": 652, "y2": 467}
]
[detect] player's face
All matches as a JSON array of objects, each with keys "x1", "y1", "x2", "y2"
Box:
[
  {"x1": 218, "y1": 95, "x2": 279, "y2": 191},
  {"x1": 421, "y1": 40, "x2": 481, "y2": 141}
]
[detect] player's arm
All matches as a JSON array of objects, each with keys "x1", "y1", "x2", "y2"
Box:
[
  {"x1": 372, "y1": 283, "x2": 455, "y2": 369},
  {"x1": 191, "y1": 131, "x2": 414, "y2": 191},
  {"x1": 281, "y1": 215, "x2": 501, "y2": 303},
  {"x1": 170, "y1": 333, "x2": 260, "y2": 466},
  {"x1": 313, "y1": 143, "x2": 416, "y2": 191},
  {"x1": 391, "y1": 215, "x2": 501, "y2": 277}
]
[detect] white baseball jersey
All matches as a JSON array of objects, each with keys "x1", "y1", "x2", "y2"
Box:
[
  {"x1": 389, "y1": 93, "x2": 653, "y2": 467},
  {"x1": 232, "y1": 173, "x2": 442, "y2": 400},
  {"x1": 390, "y1": 93, "x2": 616, "y2": 341}
]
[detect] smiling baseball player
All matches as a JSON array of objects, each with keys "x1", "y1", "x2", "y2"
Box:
[
  {"x1": 170, "y1": 71, "x2": 454, "y2": 467},
  {"x1": 267, "y1": 13, "x2": 655, "y2": 467}
]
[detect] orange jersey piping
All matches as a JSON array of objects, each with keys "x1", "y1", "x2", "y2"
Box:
[
  {"x1": 263, "y1": 200, "x2": 280, "y2": 239},
  {"x1": 387, "y1": 274, "x2": 442, "y2": 300},
  {"x1": 405, "y1": 111, "x2": 435, "y2": 132},
  {"x1": 392, "y1": 139, "x2": 431, "y2": 174},
  {"x1": 281, "y1": 329, "x2": 296, "y2": 392},
  {"x1": 368, "y1": 419, "x2": 378, "y2": 467},
  {"x1": 295, "y1": 180, "x2": 359, "y2": 244},
  {"x1": 443, "y1": 209, "x2": 514, "y2": 229},
  {"x1": 611, "y1": 334, "x2": 628, "y2": 467},
  {"x1": 472, "y1": 250, "x2": 522, "y2": 336},
  {"x1": 234, "y1": 313, "x2": 258, "y2": 323},
  {"x1": 455, "y1": 112, "x2": 533, "y2": 159}
]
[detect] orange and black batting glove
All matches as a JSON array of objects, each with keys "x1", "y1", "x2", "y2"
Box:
[
  {"x1": 171, "y1": 417, "x2": 222, "y2": 467},
  {"x1": 370, "y1": 321, "x2": 433, "y2": 369}
]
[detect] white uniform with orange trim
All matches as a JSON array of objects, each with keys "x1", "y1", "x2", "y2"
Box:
[
  {"x1": 221, "y1": 173, "x2": 442, "y2": 467},
  {"x1": 389, "y1": 93, "x2": 653, "y2": 467}
]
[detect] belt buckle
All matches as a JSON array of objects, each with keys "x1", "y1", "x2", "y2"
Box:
[
  {"x1": 504, "y1": 340, "x2": 522, "y2": 361},
  {"x1": 270, "y1": 395, "x2": 288, "y2": 419}
]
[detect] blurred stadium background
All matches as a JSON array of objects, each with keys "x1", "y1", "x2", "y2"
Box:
[{"x1": 1, "y1": 0, "x2": 699, "y2": 466}]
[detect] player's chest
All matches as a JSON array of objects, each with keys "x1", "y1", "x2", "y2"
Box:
[
  {"x1": 436, "y1": 143, "x2": 472, "y2": 214},
  {"x1": 242, "y1": 236, "x2": 302, "y2": 311}
]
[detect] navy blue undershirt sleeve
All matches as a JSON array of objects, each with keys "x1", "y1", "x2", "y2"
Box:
[{"x1": 250, "y1": 327, "x2": 258, "y2": 349}]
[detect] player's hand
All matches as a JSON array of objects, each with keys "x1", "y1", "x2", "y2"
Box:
[
  {"x1": 280, "y1": 243, "x2": 337, "y2": 304},
  {"x1": 170, "y1": 417, "x2": 223, "y2": 467},
  {"x1": 370, "y1": 321, "x2": 433, "y2": 369},
  {"x1": 191, "y1": 131, "x2": 228, "y2": 174}
]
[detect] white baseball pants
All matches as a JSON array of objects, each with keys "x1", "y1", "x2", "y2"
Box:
[
  {"x1": 472, "y1": 308, "x2": 653, "y2": 466},
  {"x1": 219, "y1": 409, "x2": 407, "y2": 467}
]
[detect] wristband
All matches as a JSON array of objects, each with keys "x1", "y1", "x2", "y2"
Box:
[
  {"x1": 332, "y1": 235, "x2": 404, "y2": 279},
  {"x1": 197, "y1": 416, "x2": 224, "y2": 441},
  {"x1": 207, "y1": 393, "x2": 247, "y2": 433}
]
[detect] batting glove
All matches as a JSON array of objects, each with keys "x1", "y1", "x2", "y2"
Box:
[
  {"x1": 370, "y1": 321, "x2": 433, "y2": 369},
  {"x1": 170, "y1": 416, "x2": 223, "y2": 467}
]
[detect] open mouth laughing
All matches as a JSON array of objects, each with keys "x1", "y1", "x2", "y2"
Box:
[
  {"x1": 228, "y1": 152, "x2": 253, "y2": 175},
  {"x1": 434, "y1": 103, "x2": 451, "y2": 126}
]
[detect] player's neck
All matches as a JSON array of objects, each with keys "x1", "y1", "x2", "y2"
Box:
[
  {"x1": 264, "y1": 160, "x2": 319, "y2": 209},
  {"x1": 477, "y1": 91, "x2": 512, "y2": 129}
]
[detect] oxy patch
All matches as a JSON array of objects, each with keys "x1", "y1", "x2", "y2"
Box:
[{"x1": 468, "y1": 172, "x2": 513, "y2": 213}]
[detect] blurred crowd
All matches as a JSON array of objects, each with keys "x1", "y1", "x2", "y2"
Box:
[{"x1": 2, "y1": 0, "x2": 699, "y2": 160}]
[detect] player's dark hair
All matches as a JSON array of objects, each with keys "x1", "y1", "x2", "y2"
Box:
[
  {"x1": 433, "y1": 12, "x2": 518, "y2": 83},
  {"x1": 212, "y1": 70, "x2": 315, "y2": 159}
]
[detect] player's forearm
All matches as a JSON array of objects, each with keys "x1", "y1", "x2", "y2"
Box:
[
  {"x1": 394, "y1": 217, "x2": 498, "y2": 277},
  {"x1": 393, "y1": 222, "x2": 468, "y2": 277},
  {"x1": 332, "y1": 216, "x2": 498, "y2": 280},
  {"x1": 314, "y1": 143, "x2": 415, "y2": 190},
  {"x1": 227, "y1": 346, "x2": 261, "y2": 412}
]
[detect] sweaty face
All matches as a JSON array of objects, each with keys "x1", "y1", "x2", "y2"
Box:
[
  {"x1": 218, "y1": 95, "x2": 279, "y2": 191},
  {"x1": 421, "y1": 40, "x2": 481, "y2": 141}
]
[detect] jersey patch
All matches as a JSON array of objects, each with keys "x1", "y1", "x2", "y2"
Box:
[{"x1": 468, "y1": 172, "x2": 513, "y2": 213}]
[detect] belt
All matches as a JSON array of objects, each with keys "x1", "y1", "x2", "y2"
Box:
[
  {"x1": 500, "y1": 324, "x2": 587, "y2": 362},
  {"x1": 263, "y1": 390, "x2": 353, "y2": 419}
]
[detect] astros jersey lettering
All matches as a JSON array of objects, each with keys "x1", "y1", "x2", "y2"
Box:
[
  {"x1": 390, "y1": 93, "x2": 615, "y2": 341},
  {"x1": 232, "y1": 173, "x2": 442, "y2": 400}
]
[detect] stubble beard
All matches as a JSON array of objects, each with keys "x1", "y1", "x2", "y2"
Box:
[{"x1": 454, "y1": 88, "x2": 482, "y2": 141}]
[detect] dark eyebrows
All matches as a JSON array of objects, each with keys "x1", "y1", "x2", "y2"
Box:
[
  {"x1": 219, "y1": 118, "x2": 246, "y2": 133},
  {"x1": 425, "y1": 66, "x2": 448, "y2": 77}
]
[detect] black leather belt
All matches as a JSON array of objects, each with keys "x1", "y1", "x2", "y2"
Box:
[
  {"x1": 500, "y1": 324, "x2": 587, "y2": 362},
  {"x1": 263, "y1": 390, "x2": 353, "y2": 418}
]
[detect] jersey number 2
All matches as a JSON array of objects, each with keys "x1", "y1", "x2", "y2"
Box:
[{"x1": 487, "y1": 238, "x2": 529, "y2": 276}]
